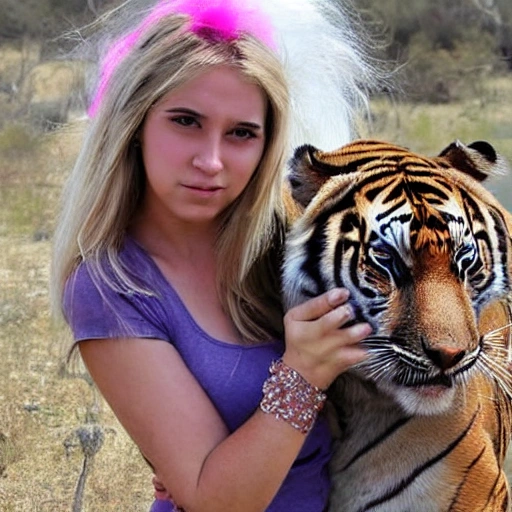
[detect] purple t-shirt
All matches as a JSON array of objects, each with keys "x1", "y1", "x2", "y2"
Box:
[{"x1": 63, "y1": 237, "x2": 332, "y2": 511}]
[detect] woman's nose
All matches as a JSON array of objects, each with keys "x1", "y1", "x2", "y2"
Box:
[{"x1": 192, "y1": 137, "x2": 224, "y2": 174}]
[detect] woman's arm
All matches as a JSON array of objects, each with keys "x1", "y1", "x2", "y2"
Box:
[{"x1": 79, "y1": 288, "x2": 370, "y2": 512}]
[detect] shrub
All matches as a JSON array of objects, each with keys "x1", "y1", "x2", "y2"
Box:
[{"x1": 399, "y1": 28, "x2": 503, "y2": 103}]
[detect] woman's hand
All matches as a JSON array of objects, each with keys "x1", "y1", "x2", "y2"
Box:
[{"x1": 282, "y1": 288, "x2": 371, "y2": 390}]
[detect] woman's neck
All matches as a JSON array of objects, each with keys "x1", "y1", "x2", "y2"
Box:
[
  {"x1": 129, "y1": 212, "x2": 218, "y2": 266},
  {"x1": 129, "y1": 211, "x2": 244, "y2": 344}
]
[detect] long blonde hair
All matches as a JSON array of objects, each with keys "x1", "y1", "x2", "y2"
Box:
[{"x1": 51, "y1": 10, "x2": 290, "y2": 342}]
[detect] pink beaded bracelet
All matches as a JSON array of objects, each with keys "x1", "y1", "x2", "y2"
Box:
[{"x1": 259, "y1": 359, "x2": 327, "y2": 435}]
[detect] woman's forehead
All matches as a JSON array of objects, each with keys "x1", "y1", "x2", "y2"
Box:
[{"x1": 154, "y1": 65, "x2": 267, "y2": 120}]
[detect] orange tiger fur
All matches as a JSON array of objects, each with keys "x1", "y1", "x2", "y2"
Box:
[{"x1": 282, "y1": 140, "x2": 512, "y2": 512}]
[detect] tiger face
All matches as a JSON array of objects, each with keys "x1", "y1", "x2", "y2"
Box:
[{"x1": 283, "y1": 140, "x2": 512, "y2": 417}]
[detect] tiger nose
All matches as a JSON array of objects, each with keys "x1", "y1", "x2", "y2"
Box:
[{"x1": 423, "y1": 343, "x2": 466, "y2": 371}]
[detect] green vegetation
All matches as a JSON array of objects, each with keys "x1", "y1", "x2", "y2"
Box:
[{"x1": 354, "y1": 0, "x2": 512, "y2": 102}]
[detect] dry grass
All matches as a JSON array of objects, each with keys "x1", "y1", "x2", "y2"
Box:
[
  {"x1": 1, "y1": 75, "x2": 512, "y2": 510},
  {"x1": 0, "y1": 125, "x2": 154, "y2": 511}
]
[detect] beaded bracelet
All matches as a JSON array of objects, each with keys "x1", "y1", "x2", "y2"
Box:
[{"x1": 259, "y1": 359, "x2": 327, "y2": 435}]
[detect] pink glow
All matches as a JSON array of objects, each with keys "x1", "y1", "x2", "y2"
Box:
[{"x1": 88, "y1": 0, "x2": 275, "y2": 117}]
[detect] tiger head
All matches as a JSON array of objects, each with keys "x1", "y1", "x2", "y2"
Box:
[{"x1": 283, "y1": 139, "x2": 512, "y2": 416}]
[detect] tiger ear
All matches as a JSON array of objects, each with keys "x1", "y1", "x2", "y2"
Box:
[
  {"x1": 288, "y1": 144, "x2": 350, "y2": 208},
  {"x1": 437, "y1": 140, "x2": 508, "y2": 181}
]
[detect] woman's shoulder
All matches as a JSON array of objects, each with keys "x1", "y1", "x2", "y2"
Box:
[
  {"x1": 63, "y1": 236, "x2": 178, "y2": 341},
  {"x1": 65, "y1": 235, "x2": 158, "y2": 296}
]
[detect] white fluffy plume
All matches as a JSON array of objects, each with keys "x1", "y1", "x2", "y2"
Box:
[
  {"x1": 81, "y1": 0, "x2": 377, "y2": 152},
  {"x1": 260, "y1": 0, "x2": 376, "y2": 152}
]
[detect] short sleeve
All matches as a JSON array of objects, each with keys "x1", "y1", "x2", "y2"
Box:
[{"x1": 63, "y1": 263, "x2": 172, "y2": 345}]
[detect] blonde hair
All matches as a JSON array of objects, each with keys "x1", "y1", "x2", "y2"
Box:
[{"x1": 51, "y1": 10, "x2": 289, "y2": 342}]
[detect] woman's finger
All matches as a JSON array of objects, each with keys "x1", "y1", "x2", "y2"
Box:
[
  {"x1": 338, "y1": 322, "x2": 372, "y2": 346},
  {"x1": 152, "y1": 475, "x2": 166, "y2": 492},
  {"x1": 334, "y1": 345, "x2": 369, "y2": 370},
  {"x1": 286, "y1": 288, "x2": 350, "y2": 322},
  {"x1": 318, "y1": 303, "x2": 355, "y2": 330}
]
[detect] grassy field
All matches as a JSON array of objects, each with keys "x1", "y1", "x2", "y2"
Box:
[{"x1": 1, "y1": 76, "x2": 512, "y2": 510}]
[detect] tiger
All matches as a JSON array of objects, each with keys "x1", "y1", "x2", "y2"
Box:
[{"x1": 281, "y1": 139, "x2": 512, "y2": 512}]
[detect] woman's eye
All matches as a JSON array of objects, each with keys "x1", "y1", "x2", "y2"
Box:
[
  {"x1": 172, "y1": 116, "x2": 198, "y2": 127},
  {"x1": 231, "y1": 128, "x2": 256, "y2": 139}
]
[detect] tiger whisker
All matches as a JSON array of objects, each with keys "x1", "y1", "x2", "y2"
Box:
[
  {"x1": 476, "y1": 354, "x2": 508, "y2": 381},
  {"x1": 482, "y1": 320, "x2": 512, "y2": 364},
  {"x1": 363, "y1": 356, "x2": 397, "y2": 380},
  {"x1": 476, "y1": 354, "x2": 512, "y2": 400},
  {"x1": 483, "y1": 366, "x2": 512, "y2": 396},
  {"x1": 483, "y1": 321, "x2": 512, "y2": 338}
]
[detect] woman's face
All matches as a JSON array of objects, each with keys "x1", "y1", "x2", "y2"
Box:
[{"x1": 139, "y1": 65, "x2": 267, "y2": 228}]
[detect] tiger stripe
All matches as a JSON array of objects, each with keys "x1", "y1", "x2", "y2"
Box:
[{"x1": 283, "y1": 139, "x2": 512, "y2": 511}]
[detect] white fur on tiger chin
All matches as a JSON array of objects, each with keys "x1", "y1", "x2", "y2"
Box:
[
  {"x1": 326, "y1": 375, "x2": 473, "y2": 512},
  {"x1": 362, "y1": 342, "x2": 483, "y2": 416},
  {"x1": 379, "y1": 380, "x2": 457, "y2": 416}
]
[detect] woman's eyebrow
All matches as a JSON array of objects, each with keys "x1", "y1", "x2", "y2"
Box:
[
  {"x1": 164, "y1": 107, "x2": 202, "y2": 117},
  {"x1": 237, "y1": 121, "x2": 263, "y2": 130}
]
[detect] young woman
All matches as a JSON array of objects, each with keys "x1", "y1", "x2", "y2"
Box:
[{"x1": 51, "y1": 1, "x2": 373, "y2": 510}]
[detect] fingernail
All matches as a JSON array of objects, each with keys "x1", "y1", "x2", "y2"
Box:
[
  {"x1": 344, "y1": 304, "x2": 355, "y2": 320},
  {"x1": 328, "y1": 287, "x2": 349, "y2": 305},
  {"x1": 357, "y1": 323, "x2": 372, "y2": 337}
]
